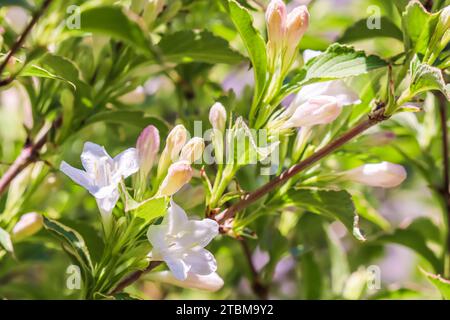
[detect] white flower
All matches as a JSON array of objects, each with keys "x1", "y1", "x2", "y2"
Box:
[
  {"x1": 60, "y1": 142, "x2": 139, "y2": 219},
  {"x1": 342, "y1": 161, "x2": 407, "y2": 188},
  {"x1": 147, "y1": 200, "x2": 219, "y2": 280},
  {"x1": 282, "y1": 95, "x2": 342, "y2": 129},
  {"x1": 146, "y1": 271, "x2": 224, "y2": 292}
]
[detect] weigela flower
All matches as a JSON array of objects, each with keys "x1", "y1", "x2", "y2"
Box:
[
  {"x1": 146, "y1": 271, "x2": 224, "y2": 292},
  {"x1": 60, "y1": 142, "x2": 139, "y2": 220},
  {"x1": 157, "y1": 161, "x2": 193, "y2": 197},
  {"x1": 11, "y1": 212, "x2": 43, "y2": 241},
  {"x1": 147, "y1": 200, "x2": 219, "y2": 280}
]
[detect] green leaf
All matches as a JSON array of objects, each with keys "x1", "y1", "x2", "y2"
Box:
[
  {"x1": 421, "y1": 268, "x2": 450, "y2": 299},
  {"x1": 325, "y1": 224, "x2": 350, "y2": 295},
  {"x1": 43, "y1": 217, "x2": 93, "y2": 272},
  {"x1": 227, "y1": 0, "x2": 268, "y2": 109},
  {"x1": 0, "y1": 227, "x2": 13, "y2": 253},
  {"x1": 71, "y1": 5, "x2": 151, "y2": 56},
  {"x1": 280, "y1": 188, "x2": 366, "y2": 241},
  {"x1": 375, "y1": 228, "x2": 441, "y2": 272},
  {"x1": 133, "y1": 197, "x2": 169, "y2": 224},
  {"x1": 339, "y1": 17, "x2": 403, "y2": 43},
  {"x1": 20, "y1": 64, "x2": 75, "y2": 88},
  {"x1": 0, "y1": 0, "x2": 33, "y2": 9},
  {"x1": 408, "y1": 56, "x2": 450, "y2": 99},
  {"x1": 158, "y1": 30, "x2": 244, "y2": 64},
  {"x1": 285, "y1": 44, "x2": 387, "y2": 94},
  {"x1": 84, "y1": 111, "x2": 169, "y2": 137},
  {"x1": 352, "y1": 192, "x2": 391, "y2": 231}
]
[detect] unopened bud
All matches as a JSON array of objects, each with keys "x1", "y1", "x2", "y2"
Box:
[
  {"x1": 342, "y1": 161, "x2": 407, "y2": 188},
  {"x1": 282, "y1": 96, "x2": 341, "y2": 129},
  {"x1": 157, "y1": 161, "x2": 193, "y2": 196},
  {"x1": 266, "y1": 0, "x2": 287, "y2": 48},
  {"x1": 282, "y1": 5, "x2": 309, "y2": 72},
  {"x1": 209, "y1": 102, "x2": 227, "y2": 132},
  {"x1": 12, "y1": 212, "x2": 44, "y2": 241},
  {"x1": 136, "y1": 125, "x2": 160, "y2": 177},
  {"x1": 180, "y1": 137, "x2": 205, "y2": 164},
  {"x1": 118, "y1": 86, "x2": 146, "y2": 105}
]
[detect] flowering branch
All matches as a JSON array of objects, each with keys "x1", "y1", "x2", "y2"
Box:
[
  {"x1": 215, "y1": 106, "x2": 389, "y2": 225},
  {"x1": 0, "y1": 0, "x2": 54, "y2": 86},
  {"x1": 0, "y1": 117, "x2": 61, "y2": 196}
]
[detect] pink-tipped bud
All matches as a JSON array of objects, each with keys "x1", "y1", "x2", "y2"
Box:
[
  {"x1": 209, "y1": 102, "x2": 227, "y2": 132},
  {"x1": 146, "y1": 271, "x2": 224, "y2": 292},
  {"x1": 286, "y1": 5, "x2": 309, "y2": 47},
  {"x1": 343, "y1": 161, "x2": 407, "y2": 188},
  {"x1": 165, "y1": 125, "x2": 188, "y2": 161},
  {"x1": 180, "y1": 137, "x2": 205, "y2": 164},
  {"x1": 266, "y1": 0, "x2": 287, "y2": 48},
  {"x1": 157, "y1": 161, "x2": 193, "y2": 196},
  {"x1": 136, "y1": 125, "x2": 160, "y2": 176},
  {"x1": 12, "y1": 212, "x2": 44, "y2": 241},
  {"x1": 283, "y1": 96, "x2": 341, "y2": 128}
]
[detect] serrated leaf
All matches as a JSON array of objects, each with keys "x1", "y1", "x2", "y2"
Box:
[
  {"x1": 158, "y1": 30, "x2": 244, "y2": 65},
  {"x1": 69, "y1": 5, "x2": 151, "y2": 56},
  {"x1": 43, "y1": 217, "x2": 93, "y2": 271},
  {"x1": 420, "y1": 268, "x2": 450, "y2": 299},
  {"x1": 339, "y1": 17, "x2": 403, "y2": 43},
  {"x1": 0, "y1": 227, "x2": 13, "y2": 253},
  {"x1": 285, "y1": 44, "x2": 387, "y2": 94},
  {"x1": 133, "y1": 197, "x2": 169, "y2": 224},
  {"x1": 280, "y1": 188, "x2": 366, "y2": 241},
  {"x1": 409, "y1": 56, "x2": 450, "y2": 100},
  {"x1": 227, "y1": 0, "x2": 268, "y2": 109}
]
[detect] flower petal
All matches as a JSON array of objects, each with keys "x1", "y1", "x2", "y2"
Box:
[
  {"x1": 95, "y1": 188, "x2": 119, "y2": 215},
  {"x1": 179, "y1": 219, "x2": 219, "y2": 248},
  {"x1": 147, "y1": 224, "x2": 169, "y2": 251},
  {"x1": 113, "y1": 147, "x2": 140, "y2": 179},
  {"x1": 184, "y1": 247, "x2": 217, "y2": 276},
  {"x1": 60, "y1": 161, "x2": 93, "y2": 191},
  {"x1": 165, "y1": 199, "x2": 189, "y2": 234},
  {"x1": 81, "y1": 142, "x2": 112, "y2": 175},
  {"x1": 164, "y1": 254, "x2": 189, "y2": 280}
]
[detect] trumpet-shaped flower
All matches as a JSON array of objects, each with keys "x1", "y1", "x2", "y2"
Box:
[
  {"x1": 342, "y1": 161, "x2": 407, "y2": 188},
  {"x1": 147, "y1": 200, "x2": 219, "y2": 280},
  {"x1": 60, "y1": 142, "x2": 139, "y2": 220},
  {"x1": 281, "y1": 95, "x2": 342, "y2": 129},
  {"x1": 180, "y1": 137, "x2": 205, "y2": 164}
]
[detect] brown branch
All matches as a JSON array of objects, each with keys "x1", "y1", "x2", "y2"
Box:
[
  {"x1": 0, "y1": 118, "x2": 61, "y2": 196},
  {"x1": 109, "y1": 261, "x2": 162, "y2": 296},
  {"x1": 437, "y1": 93, "x2": 450, "y2": 275},
  {"x1": 240, "y1": 239, "x2": 268, "y2": 300},
  {"x1": 215, "y1": 107, "x2": 389, "y2": 225},
  {"x1": 0, "y1": 0, "x2": 53, "y2": 85}
]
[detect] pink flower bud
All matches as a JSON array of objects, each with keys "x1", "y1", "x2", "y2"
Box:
[
  {"x1": 283, "y1": 96, "x2": 341, "y2": 128},
  {"x1": 180, "y1": 137, "x2": 205, "y2": 164},
  {"x1": 157, "y1": 161, "x2": 193, "y2": 196},
  {"x1": 209, "y1": 102, "x2": 227, "y2": 132},
  {"x1": 286, "y1": 5, "x2": 309, "y2": 47},
  {"x1": 266, "y1": 0, "x2": 287, "y2": 49},
  {"x1": 12, "y1": 212, "x2": 43, "y2": 241},
  {"x1": 165, "y1": 124, "x2": 188, "y2": 161},
  {"x1": 136, "y1": 125, "x2": 160, "y2": 176},
  {"x1": 147, "y1": 271, "x2": 224, "y2": 292},
  {"x1": 343, "y1": 161, "x2": 407, "y2": 188}
]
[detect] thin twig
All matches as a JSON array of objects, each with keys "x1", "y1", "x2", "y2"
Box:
[
  {"x1": 109, "y1": 261, "x2": 162, "y2": 296},
  {"x1": 0, "y1": 117, "x2": 61, "y2": 196},
  {"x1": 437, "y1": 93, "x2": 450, "y2": 276},
  {"x1": 215, "y1": 107, "x2": 389, "y2": 225},
  {"x1": 240, "y1": 239, "x2": 268, "y2": 299},
  {"x1": 0, "y1": 0, "x2": 54, "y2": 85}
]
